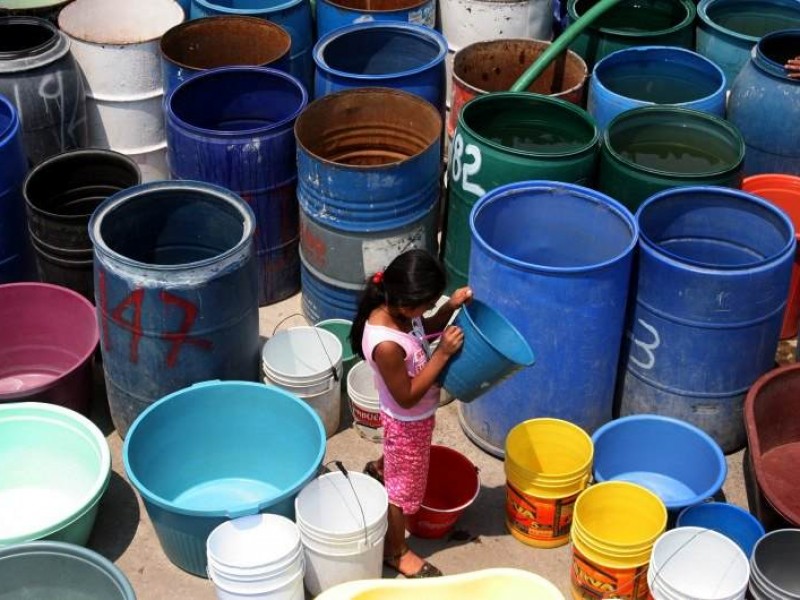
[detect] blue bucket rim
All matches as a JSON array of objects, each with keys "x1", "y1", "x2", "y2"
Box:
[
  {"x1": 166, "y1": 66, "x2": 308, "y2": 138},
  {"x1": 318, "y1": 0, "x2": 431, "y2": 14},
  {"x1": 123, "y1": 380, "x2": 327, "y2": 518},
  {"x1": 0, "y1": 93, "x2": 19, "y2": 146},
  {"x1": 636, "y1": 185, "x2": 797, "y2": 272},
  {"x1": 676, "y1": 502, "x2": 766, "y2": 543},
  {"x1": 697, "y1": 0, "x2": 800, "y2": 43},
  {"x1": 313, "y1": 21, "x2": 447, "y2": 81},
  {"x1": 591, "y1": 414, "x2": 727, "y2": 510},
  {"x1": 469, "y1": 180, "x2": 639, "y2": 274},
  {"x1": 592, "y1": 45, "x2": 727, "y2": 104},
  {"x1": 0, "y1": 541, "x2": 136, "y2": 598},
  {"x1": 753, "y1": 28, "x2": 800, "y2": 79},
  {"x1": 89, "y1": 180, "x2": 256, "y2": 272},
  {"x1": 603, "y1": 105, "x2": 745, "y2": 178},
  {"x1": 192, "y1": 0, "x2": 305, "y2": 16},
  {"x1": 459, "y1": 299, "x2": 535, "y2": 367}
]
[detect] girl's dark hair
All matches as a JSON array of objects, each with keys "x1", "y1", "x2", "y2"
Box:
[{"x1": 350, "y1": 248, "x2": 446, "y2": 359}]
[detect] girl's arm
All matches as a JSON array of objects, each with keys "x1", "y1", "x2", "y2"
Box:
[
  {"x1": 423, "y1": 286, "x2": 472, "y2": 334},
  {"x1": 372, "y1": 327, "x2": 464, "y2": 409}
]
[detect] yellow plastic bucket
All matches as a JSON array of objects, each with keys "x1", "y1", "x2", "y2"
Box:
[
  {"x1": 570, "y1": 481, "x2": 666, "y2": 600},
  {"x1": 504, "y1": 418, "x2": 593, "y2": 548}
]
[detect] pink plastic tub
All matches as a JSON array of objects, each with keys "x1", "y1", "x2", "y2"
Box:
[{"x1": 0, "y1": 283, "x2": 98, "y2": 413}]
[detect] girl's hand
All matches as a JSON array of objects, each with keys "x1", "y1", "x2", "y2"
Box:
[
  {"x1": 448, "y1": 287, "x2": 473, "y2": 310},
  {"x1": 786, "y1": 57, "x2": 800, "y2": 79},
  {"x1": 437, "y1": 325, "x2": 464, "y2": 358}
]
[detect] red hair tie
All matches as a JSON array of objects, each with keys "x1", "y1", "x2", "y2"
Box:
[{"x1": 372, "y1": 271, "x2": 384, "y2": 284}]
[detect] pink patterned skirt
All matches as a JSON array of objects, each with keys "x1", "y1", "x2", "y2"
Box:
[{"x1": 381, "y1": 412, "x2": 435, "y2": 515}]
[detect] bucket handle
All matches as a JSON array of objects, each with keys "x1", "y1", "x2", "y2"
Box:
[
  {"x1": 271, "y1": 312, "x2": 339, "y2": 382},
  {"x1": 324, "y1": 460, "x2": 370, "y2": 547}
]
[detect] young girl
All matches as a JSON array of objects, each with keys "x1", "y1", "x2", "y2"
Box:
[{"x1": 351, "y1": 249, "x2": 472, "y2": 579}]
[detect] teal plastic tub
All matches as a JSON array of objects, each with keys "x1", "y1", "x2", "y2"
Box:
[
  {"x1": 0, "y1": 403, "x2": 111, "y2": 547},
  {"x1": 0, "y1": 541, "x2": 135, "y2": 599},
  {"x1": 124, "y1": 380, "x2": 326, "y2": 576}
]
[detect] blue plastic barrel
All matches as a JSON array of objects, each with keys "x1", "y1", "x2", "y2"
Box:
[
  {"x1": 313, "y1": 22, "x2": 447, "y2": 113},
  {"x1": 677, "y1": 502, "x2": 766, "y2": 557},
  {"x1": 439, "y1": 299, "x2": 535, "y2": 403},
  {"x1": 618, "y1": 186, "x2": 796, "y2": 452},
  {"x1": 89, "y1": 181, "x2": 260, "y2": 439},
  {"x1": 166, "y1": 67, "x2": 307, "y2": 306},
  {"x1": 0, "y1": 94, "x2": 32, "y2": 283},
  {"x1": 124, "y1": 380, "x2": 325, "y2": 576},
  {"x1": 728, "y1": 29, "x2": 800, "y2": 176},
  {"x1": 190, "y1": 0, "x2": 314, "y2": 90},
  {"x1": 315, "y1": 0, "x2": 435, "y2": 38},
  {"x1": 461, "y1": 181, "x2": 638, "y2": 456},
  {"x1": 696, "y1": 0, "x2": 800, "y2": 89},
  {"x1": 300, "y1": 252, "x2": 361, "y2": 323},
  {"x1": 588, "y1": 46, "x2": 726, "y2": 130}
]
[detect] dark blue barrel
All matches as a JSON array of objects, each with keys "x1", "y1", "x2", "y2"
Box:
[
  {"x1": 160, "y1": 16, "x2": 291, "y2": 96},
  {"x1": 0, "y1": 16, "x2": 87, "y2": 165},
  {"x1": 619, "y1": 186, "x2": 796, "y2": 452},
  {"x1": 461, "y1": 181, "x2": 638, "y2": 456},
  {"x1": 89, "y1": 180, "x2": 260, "y2": 438},
  {"x1": 190, "y1": 0, "x2": 314, "y2": 91},
  {"x1": 316, "y1": 0, "x2": 435, "y2": 39},
  {"x1": 313, "y1": 22, "x2": 447, "y2": 113},
  {"x1": 728, "y1": 29, "x2": 800, "y2": 176},
  {"x1": 0, "y1": 93, "x2": 33, "y2": 283},
  {"x1": 166, "y1": 67, "x2": 307, "y2": 306},
  {"x1": 295, "y1": 88, "x2": 441, "y2": 315},
  {"x1": 588, "y1": 46, "x2": 727, "y2": 130},
  {"x1": 300, "y1": 253, "x2": 361, "y2": 322}
]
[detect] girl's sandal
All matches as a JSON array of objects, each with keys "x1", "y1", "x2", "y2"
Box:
[
  {"x1": 383, "y1": 547, "x2": 443, "y2": 579},
  {"x1": 363, "y1": 461, "x2": 384, "y2": 485}
]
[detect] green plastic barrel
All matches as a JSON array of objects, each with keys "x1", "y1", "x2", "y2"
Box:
[
  {"x1": 598, "y1": 106, "x2": 745, "y2": 212},
  {"x1": 444, "y1": 92, "x2": 600, "y2": 292}
]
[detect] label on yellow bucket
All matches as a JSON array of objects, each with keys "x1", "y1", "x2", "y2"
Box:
[
  {"x1": 505, "y1": 482, "x2": 578, "y2": 542},
  {"x1": 571, "y1": 547, "x2": 650, "y2": 600}
]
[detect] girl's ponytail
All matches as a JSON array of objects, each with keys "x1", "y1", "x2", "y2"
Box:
[{"x1": 350, "y1": 272, "x2": 385, "y2": 359}]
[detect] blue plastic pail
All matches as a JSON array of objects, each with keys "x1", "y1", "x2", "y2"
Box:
[
  {"x1": 460, "y1": 181, "x2": 638, "y2": 456},
  {"x1": 618, "y1": 186, "x2": 796, "y2": 452},
  {"x1": 0, "y1": 94, "x2": 32, "y2": 283},
  {"x1": 588, "y1": 45, "x2": 726, "y2": 130},
  {"x1": 124, "y1": 380, "x2": 326, "y2": 576},
  {"x1": 313, "y1": 21, "x2": 447, "y2": 113},
  {"x1": 166, "y1": 67, "x2": 307, "y2": 306},
  {"x1": 190, "y1": 0, "x2": 314, "y2": 90},
  {"x1": 440, "y1": 299, "x2": 535, "y2": 403},
  {"x1": 90, "y1": 181, "x2": 261, "y2": 438},
  {"x1": 677, "y1": 502, "x2": 765, "y2": 557}
]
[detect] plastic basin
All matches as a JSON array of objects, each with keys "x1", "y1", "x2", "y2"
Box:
[{"x1": 0, "y1": 403, "x2": 111, "y2": 547}]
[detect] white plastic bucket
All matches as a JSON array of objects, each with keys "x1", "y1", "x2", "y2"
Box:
[
  {"x1": 206, "y1": 514, "x2": 306, "y2": 600},
  {"x1": 649, "y1": 526, "x2": 750, "y2": 600},
  {"x1": 295, "y1": 471, "x2": 389, "y2": 596},
  {"x1": 346, "y1": 360, "x2": 382, "y2": 443},
  {"x1": 262, "y1": 327, "x2": 343, "y2": 438}
]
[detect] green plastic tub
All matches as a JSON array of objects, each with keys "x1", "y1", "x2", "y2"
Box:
[
  {"x1": 0, "y1": 541, "x2": 135, "y2": 599},
  {"x1": 0, "y1": 403, "x2": 111, "y2": 547}
]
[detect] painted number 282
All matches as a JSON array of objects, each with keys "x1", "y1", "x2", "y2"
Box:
[{"x1": 451, "y1": 133, "x2": 486, "y2": 197}]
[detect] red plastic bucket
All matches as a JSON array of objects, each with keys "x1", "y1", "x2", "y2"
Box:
[
  {"x1": 406, "y1": 445, "x2": 480, "y2": 539},
  {"x1": 742, "y1": 174, "x2": 800, "y2": 340}
]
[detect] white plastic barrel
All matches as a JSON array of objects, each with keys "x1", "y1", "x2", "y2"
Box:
[
  {"x1": 262, "y1": 327, "x2": 343, "y2": 438},
  {"x1": 206, "y1": 514, "x2": 305, "y2": 600},
  {"x1": 346, "y1": 360, "x2": 382, "y2": 443},
  {"x1": 295, "y1": 471, "x2": 388, "y2": 596}
]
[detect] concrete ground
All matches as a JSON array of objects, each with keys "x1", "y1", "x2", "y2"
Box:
[{"x1": 85, "y1": 292, "x2": 797, "y2": 600}]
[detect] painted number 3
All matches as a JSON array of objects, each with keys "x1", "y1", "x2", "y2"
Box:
[
  {"x1": 629, "y1": 318, "x2": 660, "y2": 370},
  {"x1": 451, "y1": 133, "x2": 486, "y2": 197}
]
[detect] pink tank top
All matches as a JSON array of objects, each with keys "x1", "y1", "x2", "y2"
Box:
[{"x1": 362, "y1": 319, "x2": 439, "y2": 421}]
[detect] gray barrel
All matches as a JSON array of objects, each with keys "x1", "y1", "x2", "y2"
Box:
[
  {"x1": 89, "y1": 181, "x2": 260, "y2": 438},
  {"x1": 295, "y1": 88, "x2": 441, "y2": 320},
  {"x1": 0, "y1": 16, "x2": 88, "y2": 165},
  {"x1": 23, "y1": 149, "x2": 141, "y2": 299}
]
